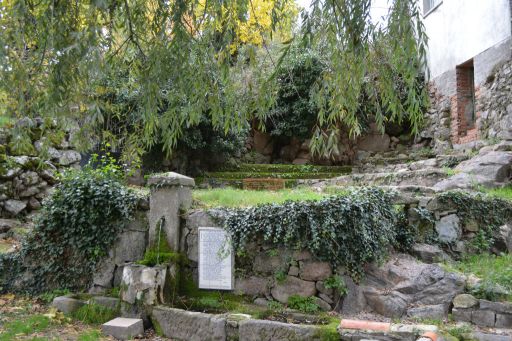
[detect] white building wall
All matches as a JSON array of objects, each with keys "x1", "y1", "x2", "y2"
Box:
[{"x1": 422, "y1": 0, "x2": 511, "y2": 79}]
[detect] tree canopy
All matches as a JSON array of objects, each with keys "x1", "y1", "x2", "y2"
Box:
[{"x1": 0, "y1": 0, "x2": 428, "y2": 163}]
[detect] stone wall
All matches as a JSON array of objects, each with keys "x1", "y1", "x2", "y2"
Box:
[
  {"x1": 90, "y1": 209, "x2": 150, "y2": 294},
  {"x1": 178, "y1": 192, "x2": 512, "y2": 320},
  {"x1": 0, "y1": 120, "x2": 82, "y2": 218},
  {"x1": 249, "y1": 122, "x2": 413, "y2": 166},
  {"x1": 424, "y1": 53, "x2": 512, "y2": 151},
  {"x1": 182, "y1": 210, "x2": 339, "y2": 311},
  {"x1": 476, "y1": 59, "x2": 512, "y2": 141},
  {"x1": 452, "y1": 294, "x2": 512, "y2": 328}
]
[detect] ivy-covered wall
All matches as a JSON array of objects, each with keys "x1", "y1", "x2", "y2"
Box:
[{"x1": 179, "y1": 190, "x2": 512, "y2": 313}]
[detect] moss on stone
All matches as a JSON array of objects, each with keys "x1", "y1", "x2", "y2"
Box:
[
  {"x1": 150, "y1": 316, "x2": 164, "y2": 336},
  {"x1": 315, "y1": 316, "x2": 341, "y2": 341},
  {"x1": 136, "y1": 250, "x2": 186, "y2": 267}
]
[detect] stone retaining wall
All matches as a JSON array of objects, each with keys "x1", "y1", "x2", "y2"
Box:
[
  {"x1": 90, "y1": 210, "x2": 150, "y2": 294},
  {"x1": 452, "y1": 294, "x2": 512, "y2": 328},
  {"x1": 179, "y1": 192, "x2": 512, "y2": 320},
  {"x1": 424, "y1": 57, "x2": 512, "y2": 152},
  {"x1": 0, "y1": 119, "x2": 82, "y2": 218},
  {"x1": 182, "y1": 209, "x2": 340, "y2": 311}
]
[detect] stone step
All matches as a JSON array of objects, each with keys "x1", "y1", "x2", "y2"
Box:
[
  {"x1": 325, "y1": 169, "x2": 448, "y2": 188},
  {"x1": 355, "y1": 153, "x2": 470, "y2": 174},
  {"x1": 101, "y1": 317, "x2": 144, "y2": 340}
]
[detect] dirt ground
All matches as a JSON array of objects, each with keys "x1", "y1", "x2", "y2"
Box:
[{"x1": 0, "y1": 294, "x2": 171, "y2": 341}]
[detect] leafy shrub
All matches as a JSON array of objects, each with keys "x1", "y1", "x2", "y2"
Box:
[
  {"x1": 143, "y1": 115, "x2": 248, "y2": 175},
  {"x1": 0, "y1": 156, "x2": 138, "y2": 293},
  {"x1": 266, "y1": 47, "x2": 324, "y2": 140},
  {"x1": 287, "y1": 295, "x2": 320, "y2": 313},
  {"x1": 323, "y1": 275, "x2": 348, "y2": 296},
  {"x1": 223, "y1": 187, "x2": 405, "y2": 280}
]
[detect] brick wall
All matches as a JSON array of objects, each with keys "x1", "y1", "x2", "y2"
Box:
[{"x1": 450, "y1": 65, "x2": 479, "y2": 144}]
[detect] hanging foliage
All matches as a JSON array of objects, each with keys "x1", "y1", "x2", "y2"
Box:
[
  {"x1": 0, "y1": 0, "x2": 428, "y2": 161},
  {"x1": 222, "y1": 187, "x2": 411, "y2": 280}
]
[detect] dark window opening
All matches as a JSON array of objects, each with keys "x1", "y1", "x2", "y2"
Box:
[
  {"x1": 423, "y1": 0, "x2": 442, "y2": 16},
  {"x1": 456, "y1": 60, "x2": 476, "y2": 133}
]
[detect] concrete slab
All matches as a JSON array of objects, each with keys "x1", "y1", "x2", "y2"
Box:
[{"x1": 102, "y1": 317, "x2": 143, "y2": 340}]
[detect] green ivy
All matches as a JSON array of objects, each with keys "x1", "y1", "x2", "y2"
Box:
[
  {"x1": 223, "y1": 187, "x2": 406, "y2": 280},
  {"x1": 0, "y1": 157, "x2": 138, "y2": 294},
  {"x1": 437, "y1": 191, "x2": 512, "y2": 252}
]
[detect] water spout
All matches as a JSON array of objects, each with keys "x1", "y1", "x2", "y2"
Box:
[{"x1": 157, "y1": 217, "x2": 165, "y2": 265}]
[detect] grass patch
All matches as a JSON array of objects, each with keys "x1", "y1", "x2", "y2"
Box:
[
  {"x1": 77, "y1": 330, "x2": 102, "y2": 341},
  {"x1": 443, "y1": 253, "x2": 512, "y2": 301},
  {"x1": 316, "y1": 316, "x2": 341, "y2": 341},
  {"x1": 0, "y1": 116, "x2": 13, "y2": 128},
  {"x1": 70, "y1": 303, "x2": 118, "y2": 325},
  {"x1": 0, "y1": 315, "x2": 51, "y2": 341},
  {"x1": 192, "y1": 187, "x2": 347, "y2": 208},
  {"x1": 485, "y1": 185, "x2": 512, "y2": 201},
  {"x1": 38, "y1": 289, "x2": 71, "y2": 304}
]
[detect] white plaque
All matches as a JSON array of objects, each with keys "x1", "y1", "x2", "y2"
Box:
[{"x1": 198, "y1": 227, "x2": 233, "y2": 290}]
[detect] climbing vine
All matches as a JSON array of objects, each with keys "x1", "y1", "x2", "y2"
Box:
[
  {"x1": 437, "y1": 191, "x2": 512, "y2": 252},
  {"x1": 223, "y1": 187, "x2": 407, "y2": 280},
  {"x1": 0, "y1": 155, "x2": 138, "y2": 293}
]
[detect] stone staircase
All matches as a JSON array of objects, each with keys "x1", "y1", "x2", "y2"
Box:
[{"x1": 315, "y1": 153, "x2": 471, "y2": 190}]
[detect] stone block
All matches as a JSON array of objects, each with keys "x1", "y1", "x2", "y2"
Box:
[
  {"x1": 495, "y1": 313, "x2": 512, "y2": 328},
  {"x1": 121, "y1": 264, "x2": 174, "y2": 305},
  {"x1": 452, "y1": 308, "x2": 472, "y2": 323},
  {"x1": 299, "y1": 261, "x2": 332, "y2": 281},
  {"x1": 253, "y1": 250, "x2": 291, "y2": 274},
  {"x1": 434, "y1": 214, "x2": 461, "y2": 243},
  {"x1": 406, "y1": 304, "x2": 446, "y2": 319},
  {"x1": 148, "y1": 181, "x2": 192, "y2": 251},
  {"x1": 101, "y1": 318, "x2": 143, "y2": 340},
  {"x1": 147, "y1": 172, "x2": 195, "y2": 187},
  {"x1": 91, "y1": 296, "x2": 120, "y2": 310},
  {"x1": 470, "y1": 331, "x2": 511, "y2": 341},
  {"x1": 479, "y1": 300, "x2": 512, "y2": 314},
  {"x1": 270, "y1": 276, "x2": 316, "y2": 304},
  {"x1": 453, "y1": 294, "x2": 478, "y2": 309},
  {"x1": 471, "y1": 309, "x2": 496, "y2": 327},
  {"x1": 234, "y1": 276, "x2": 269, "y2": 296},
  {"x1": 151, "y1": 306, "x2": 226, "y2": 341},
  {"x1": 239, "y1": 319, "x2": 320, "y2": 341},
  {"x1": 52, "y1": 296, "x2": 86, "y2": 314},
  {"x1": 314, "y1": 296, "x2": 332, "y2": 311},
  {"x1": 113, "y1": 229, "x2": 147, "y2": 265}
]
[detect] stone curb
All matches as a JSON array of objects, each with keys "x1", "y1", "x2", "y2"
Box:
[
  {"x1": 339, "y1": 319, "x2": 391, "y2": 332},
  {"x1": 340, "y1": 319, "x2": 440, "y2": 341}
]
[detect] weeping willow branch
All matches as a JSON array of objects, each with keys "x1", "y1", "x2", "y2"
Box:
[{"x1": 0, "y1": 0, "x2": 428, "y2": 162}]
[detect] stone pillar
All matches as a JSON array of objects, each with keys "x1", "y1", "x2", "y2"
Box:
[{"x1": 147, "y1": 172, "x2": 195, "y2": 252}]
